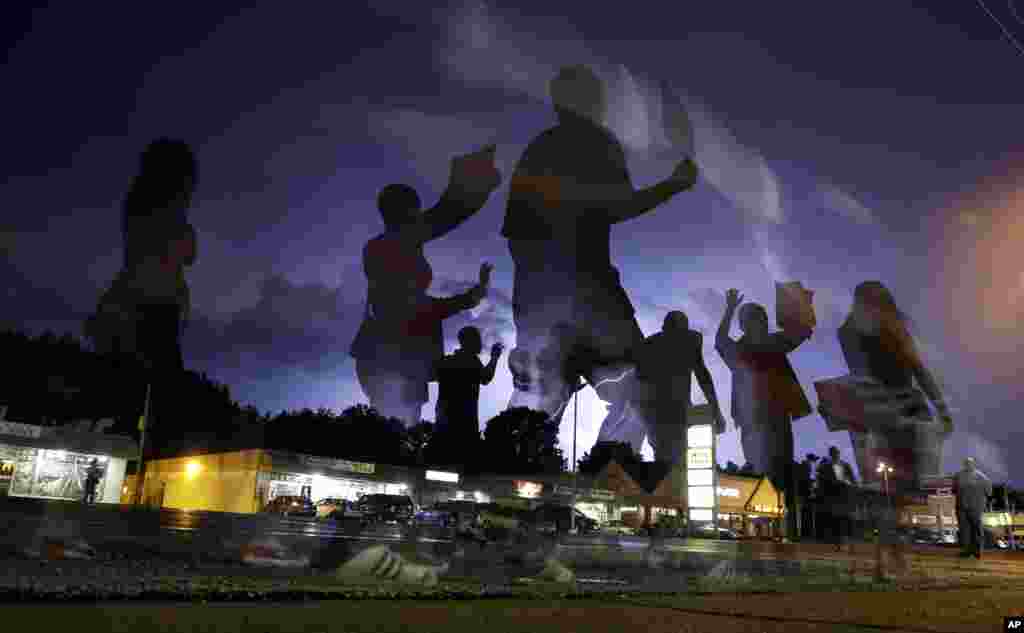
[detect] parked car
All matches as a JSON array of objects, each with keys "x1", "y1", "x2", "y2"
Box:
[
  {"x1": 354, "y1": 494, "x2": 416, "y2": 524},
  {"x1": 316, "y1": 498, "x2": 364, "y2": 520},
  {"x1": 528, "y1": 504, "x2": 599, "y2": 535},
  {"x1": 695, "y1": 525, "x2": 739, "y2": 540},
  {"x1": 478, "y1": 503, "x2": 529, "y2": 530},
  {"x1": 265, "y1": 495, "x2": 316, "y2": 518},
  {"x1": 601, "y1": 520, "x2": 637, "y2": 536}
]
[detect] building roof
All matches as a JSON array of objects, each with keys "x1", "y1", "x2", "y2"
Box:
[{"x1": 620, "y1": 461, "x2": 673, "y2": 494}]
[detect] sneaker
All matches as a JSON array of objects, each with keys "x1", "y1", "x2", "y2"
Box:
[{"x1": 536, "y1": 557, "x2": 574, "y2": 583}]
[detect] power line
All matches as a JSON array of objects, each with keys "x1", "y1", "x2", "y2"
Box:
[{"x1": 974, "y1": 0, "x2": 1024, "y2": 58}]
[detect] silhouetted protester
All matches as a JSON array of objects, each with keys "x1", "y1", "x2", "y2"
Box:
[
  {"x1": 502, "y1": 65, "x2": 700, "y2": 451},
  {"x1": 86, "y1": 139, "x2": 198, "y2": 434},
  {"x1": 350, "y1": 147, "x2": 502, "y2": 427},
  {"x1": 631, "y1": 311, "x2": 726, "y2": 464},
  {"x1": 82, "y1": 458, "x2": 103, "y2": 504},
  {"x1": 716, "y1": 289, "x2": 813, "y2": 541},
  {"x1": 953, "y1": 457, "x2": 991, "y2": 559},
  {"x1": 816, "y1": 281, "x2": 953, "y2": 492},
  {"x1": 816, "y1": 446, "x2": 858, "y2": 550},
  {"x1": 433, "y1": 327, "x2": 504, "y2": 466}
]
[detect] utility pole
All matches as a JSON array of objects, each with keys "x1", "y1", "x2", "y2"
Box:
[{"x1": 133, "y1": 383, "x2": 151, "y2": 506}]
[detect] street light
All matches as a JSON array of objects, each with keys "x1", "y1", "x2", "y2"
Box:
[{"x1": 877, "y1": 462, "x2": 894, "y2": 508}]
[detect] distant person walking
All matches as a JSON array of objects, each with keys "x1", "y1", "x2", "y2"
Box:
[
  {"x1": 716, "y1": 288, "x2": 813, "y2": 541},
  {"x1": 82, "y1": 458, "x2": 103, "y2": 504},
  {"x1": 816, "y1": 446, "x2": 858, "y2": 550},
  {"x1": 433, "y1": 326, "x2": 503, "y2": 468},
  {"x1": 350, "y1": 147, "x2": 502, "y2": 427},
  {"x1": 953, "y1": 457, "x2": 991, "y2": 559}
]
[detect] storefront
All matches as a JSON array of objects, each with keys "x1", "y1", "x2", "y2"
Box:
[
  {"x1": 131, "y1": 449, "x2": 420, "y2": 513},
  {"x1": 0, "y1": 418, "x2": 134, "y2": 505}
]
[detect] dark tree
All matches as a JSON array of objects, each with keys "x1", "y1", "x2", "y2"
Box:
[
  {"x1": 577, "y1": 441, "x2": 642, "y2": 475},
  {"x1": 482, "y1": 407, "x2": 566, "y2": 475},
  {"x1": 404, "y1": 421, "x2": 435, "y2": 466}
]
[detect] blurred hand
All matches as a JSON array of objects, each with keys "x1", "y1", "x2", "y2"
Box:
[
  {"x1": 491, "y1": 342, "x2": 505, "y2": 357},
  {"x1": 668, "y1": 158, "x2": 699, "y2": 190},
  {"x1": 725, "y1": 289, "x2": 744, "y2": 310},
  {"x1": 478, "y1": 262, "x2": 493, "y2": 289}
]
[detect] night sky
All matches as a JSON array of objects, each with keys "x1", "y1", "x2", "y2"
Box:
[{"x1": 3, "y1": 2, "x2": 1023, "y2": 484}]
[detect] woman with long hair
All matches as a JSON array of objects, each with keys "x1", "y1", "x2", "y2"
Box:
[
  {"x1": 350, "y1": 146, "x2": 501, "y2": 427},
  {"x1": 87, "y1": 138, "x2": 197, "y2": 432},
  {"x1": 836, "y1": 281, "x2": 953, "y2": 489}
]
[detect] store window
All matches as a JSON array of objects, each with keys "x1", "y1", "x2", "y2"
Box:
[{"x1": 9, "y1": 449, "x2": 109, "y2": 501}]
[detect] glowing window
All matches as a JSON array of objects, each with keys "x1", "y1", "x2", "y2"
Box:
[
  {"x1": 688, "y1": 486, "x2": 715, "y2": 508},
  {"x1": 688, "y1": 470, "x2": 713, "y2": 486},
  {"x1": 687, "y1": 424, "x2": 713, "y2": 449}
]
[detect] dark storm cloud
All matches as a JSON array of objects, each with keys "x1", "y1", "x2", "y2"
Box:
[{"x1": 184, "y1": 274, "x2": 364, "y2": 381}]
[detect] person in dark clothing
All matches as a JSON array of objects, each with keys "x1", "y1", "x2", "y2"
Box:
[
  {"x1": 86, "y1": 139, "x2": 198, "y2": 442},
  {"x1": 631, "y1": 311, "x2": 726, "y2": 464},
  {"x1": 82, "y1": 458, "x2": 103, "y2": 504},
  {"x1": 953, "y1": 457, "x2": 991, "y2": 559},
  {"x1": 503, "y1": 65, "x2": 700, "y2": 452},
  {"x1": 816, "y1": 445, "x2": 858, "y2": 550},
  {"x1": 716, "y1": 289, "x2": 813, "y2": 541},
  {"x1": 350, "y1": 147, "x2": 502, "y2": 427},
  {"x1": 434, "y1": 326, "x2": 504, "y2": 465}
]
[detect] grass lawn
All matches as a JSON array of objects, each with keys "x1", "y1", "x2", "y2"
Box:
[{"x1": 3, "y1": 589, "x2": 1020, "y2": 633}]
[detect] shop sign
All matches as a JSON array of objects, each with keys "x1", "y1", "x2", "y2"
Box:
[
  {"x1": 0, "y1": 422, "x2": 42, "y2": 439},
  {"x1": 913, "y1": 514, "x2": 937, "y2": 525},
  {"x1": 686, "y1": 448, "x2": 712, "y2": 470},
  {"x1": 0, "y1": 462, "x2": 13, "y2": 477},
  {"x1": 269, "y1": 472, "x2": 312, "y2": 484},
  {"x1": 426, "y1": 470, "x2": 459, "y2": 483},
  {"x1": 514, "y1": 480, "x2": 542, "y2": 498},
  {"x1": 302, "y1": 455, "x2": 375, "y2": 474}
]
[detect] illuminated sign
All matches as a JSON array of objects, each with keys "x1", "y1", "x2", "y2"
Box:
[
  {"x1": 689, "y1": 486, "x2": 715, "y2": 508},
  {"x1": 0, "y1": 463, "x2": 13, "y2": 477},
  {"x1": 689, "y1": 469, "x2": 713, "y2": 486},
  {"x1": 690, "y1": 508, "x2": 713, "y2": 522},
  {"x1": 426, "y1": 470, "x2": 459, "y2": 483},
  {"x1": 687, "y1": 424, "x2": 713, "y2": 449},
  {"x1": 303, "y1": 456, "x2": 375, "y2": 474},
  {"x1": 686, "y1": 448, "x2": 712, "y2": 469},
  {"x1": 717, "y1": 487, "x2": 740, "y2": 498},
  {"x1": 514, "y1": 480, "x2": 543, "y2": 498}
]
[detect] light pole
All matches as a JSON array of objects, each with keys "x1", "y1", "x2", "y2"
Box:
[{"x1": 877, "y1": 462, "x2": 893, "y2": 499}]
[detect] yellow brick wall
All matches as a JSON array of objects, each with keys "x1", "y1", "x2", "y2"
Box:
[{"x1": 133, "y1": 450, "x2": 267, "y2": 514}]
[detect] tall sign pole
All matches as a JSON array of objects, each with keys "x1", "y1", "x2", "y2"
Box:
[
  {"x1": 133, "y1": 382, "x2": 151, "y2": 506},
  {"x1": 685, "y1": 404, "x2": 717, "y2": 535}
]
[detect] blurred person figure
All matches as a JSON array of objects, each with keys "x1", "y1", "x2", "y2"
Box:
[
  {"x1": 350, "y1": 147, "x2": 502, "y2": 427},
  {"x1": 82, "y1": 458, "x2": 103, "y2": 504},
  {"x1": 503, "y1": 65, "x2": 700, "y2": 451},
  {"x1": 716, "y1": 288, "x2": 813, "y2": 541},
  {"x1": 953, "y1": 457, "x2": 991, "y2": 559},
  {"x1": 816, "y1": 446, "x2": 858, "y2": 551},
  {"x1": 631, "y1": 310, "x2": 726, "y2": 464},
  {"x1": 433, "y1": 326, "x2": 503, "y2": 469}
]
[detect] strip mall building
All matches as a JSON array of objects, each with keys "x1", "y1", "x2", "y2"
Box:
[{"x1": 123, "y1": 446, "x2": 786, "y2": 535}]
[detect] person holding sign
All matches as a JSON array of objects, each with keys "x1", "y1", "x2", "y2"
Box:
[
  {"x1": 350, "y1": 146, "x2": 502, "y2": 427},
  {"x1": 716, "y1": 288, "x2": 813, "y2": 541}
]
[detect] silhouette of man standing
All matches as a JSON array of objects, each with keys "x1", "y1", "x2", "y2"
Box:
[
  {"x1": 716, "y1": 289, "x2": 812, "y2": 541},
  {"x1": 503, "y1": 65, "x2": 699, "y2": 449},
  {"x1": 631, "y1": 311, "x2": 725, "y2": 464},
  {"x1": 953, "y1": 457, "x2": 991, "y2": 559},
  {"x1": 434, "y1": 327, "x2": 503, "y2": 465},
  {"x1": 816, "y1": 445, "x2": 858, "y2": 550}
]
